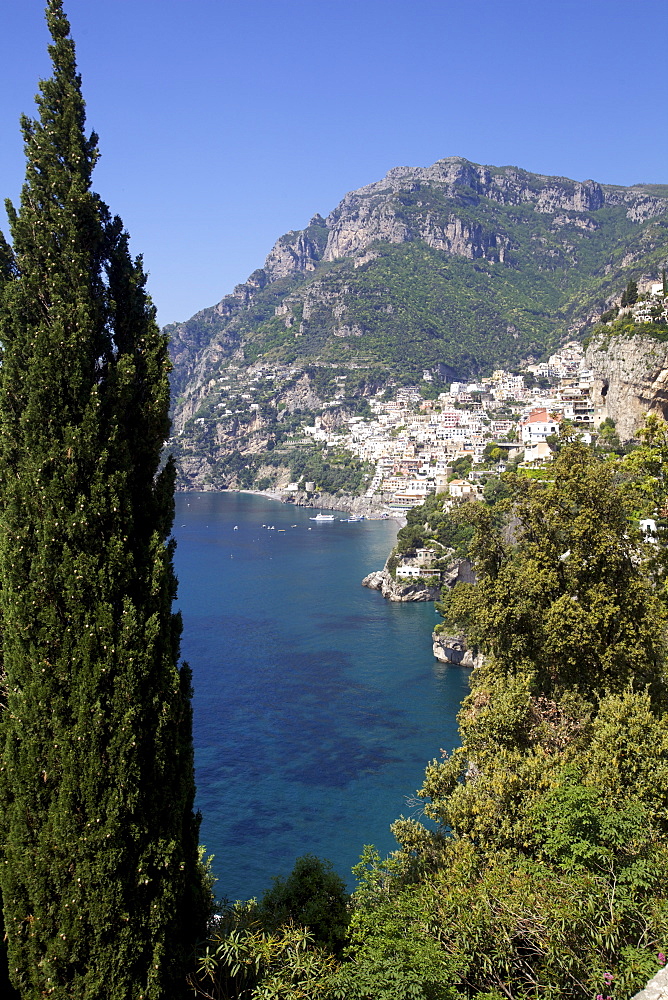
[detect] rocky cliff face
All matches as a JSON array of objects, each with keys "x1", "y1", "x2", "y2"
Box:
[
  {"x1": 361, "y1": 556, "x2": 475, "y2": 605},
  {"x1": 167, "y1": 158, "x2": 668, "y2": 395},
  {"x1": 432, "y1": 632, "x2": 483, "y2": 668},
  {"x1": 321, "y1": 159, "x2": 610, "y2": 263},
  {"x1": 586, "y1": 332, "x2": 668, "y2": 441},
  {"x1": 263, "y1": 215, "x2": 328, "y2": 282},
  {"x1": 361, "y1": 568, "x2": 441, "y2": 603}
]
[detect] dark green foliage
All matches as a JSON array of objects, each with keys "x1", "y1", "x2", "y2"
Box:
[
  {"x1": 189, "y1": 900, "x2": 338, "y2": 1000},
  {"x1": 621, "y1": 278, "x2": 639, "y2": 306},
  {"x1": 391, "y1": 493, "x2": 474, "y2": 573},
  {"x1": 282, "y1": 445, "x2": 370, "y2": 495},
  {"x1": 339, "y1": 440, "x2": 668, "y2": 998},
  {"x1": 396, "y1": 524, "x2": 428, "y2": 555},
  {"x1": 600, "y1": 304, "x2": 619, "y2": 323},
  {"x1": 482, "y1": 476, "x2": 512, "y2": 507},
  {"x1": 595, "y1": 415, "x2": 623, "y2": 455},
  {"x1": 0, "y1": 4, "x2": 206, "y2": 997},
  {"x1": 397, "y1": 493, "x2": 474, "y2": 560},
  {"x1": 258, "y1": 855, "x2": 350, "y2": 955},
  {"x1": 450, "y1": 456, "x2": 472, "y2": 478},
  {"x1": 341, "y1": 833, "x2": 668, "y2": 1000},
  {"x1": 439, "y1": 444, "x2": 667, "y2": 699}
]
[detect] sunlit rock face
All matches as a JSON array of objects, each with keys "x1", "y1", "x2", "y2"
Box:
[{"x1": 587, "y1": 333, "x2": 668, "y2": 441}]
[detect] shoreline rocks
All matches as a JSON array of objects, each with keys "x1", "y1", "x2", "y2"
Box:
[
  {"x1": 432, "y1": 631, "x2": 482, "y2": 668},
  {"x1": 361, "y1": 567, "x2": 441, "y2": 603},
  {"x1": 361, "y1": 556, "x2": 476, "y2": 605}
]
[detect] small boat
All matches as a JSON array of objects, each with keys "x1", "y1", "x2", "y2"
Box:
[
  {"x1": 340, "y1": 515, "x2": 365, "y2": 522},
  {"x1": 309, "y1": 513, "x2": 335, "y2": 522}
]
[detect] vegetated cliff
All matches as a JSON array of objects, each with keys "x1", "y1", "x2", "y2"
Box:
[
  {"x1": 587, "y1": 324, "x2": 668, "y2": 441},
  {"x1": 167, "y1": 156, "x2": 668, "y2": 489}
]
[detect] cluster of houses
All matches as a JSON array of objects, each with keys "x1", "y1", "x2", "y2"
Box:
[
  {"x1": 300, "y1": 341, "x2": 595, "y2": 516},
  {"x1": 395, "y1": 547, "x2": 441, "y2": 580},
  {"x1": 628, "y1": 281, "x2": 668, "y2": 325}
]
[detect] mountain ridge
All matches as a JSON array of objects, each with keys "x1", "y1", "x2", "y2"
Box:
[{"x1": 165, "y1": 156, "x2": 668, "y2": 488}]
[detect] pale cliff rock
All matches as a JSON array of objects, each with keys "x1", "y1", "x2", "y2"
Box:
[
  {"x1": 432, "y1": 632, "x2": 482, "y2": 668},
  {"x1": 322, "y1": 158, "x2": 609, "y2": 264},
  {"x1": 361, "y1": 568, "x2": 441, "y2": 603},
  {"x1": 631, "y1": 964, "x2": 668, "y2": 1000},
  {"x1": 362, "y1": 556, "x2": 475, "y2": 604},
  {"x1": 586, "y1": 332, "x2": 668, "y2": 441},
  {"x1": 264, "y1": 227, "x2": 323, "y2": 282},
  {"x1": 441, "y1": 559, "x2": 476, "y2": 588}
]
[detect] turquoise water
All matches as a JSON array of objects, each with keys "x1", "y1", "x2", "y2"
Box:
[{"x1": 173, "y1": 492, "x2": 469, "y2": 902}]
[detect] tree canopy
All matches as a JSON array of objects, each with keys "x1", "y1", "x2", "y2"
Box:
[
  {"x1": 0, "y1": 4, "x2": 207, "y2": 997},
  {"x1": 336, "y1": 441, "x2": 668, "y2": 999}
]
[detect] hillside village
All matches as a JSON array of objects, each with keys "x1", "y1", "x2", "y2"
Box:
[
  {"x1": 175, "y1": 341, "x2": 587, "y2": 496},
  {"x1": 172, "y1": 277, "x2": 668, "y2": 546},
  {"x1": 301, "y1": 338, "x2": 591, "y2": 508},
  {"x1": 272, "y1": 278, "x2": 668, "y2": 505}
]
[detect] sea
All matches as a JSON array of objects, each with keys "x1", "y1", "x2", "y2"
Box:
[{"x1": 173, "y1": 491, "x2": 470, "y2": 902}]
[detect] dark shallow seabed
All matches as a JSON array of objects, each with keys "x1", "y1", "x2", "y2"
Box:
[{"x1": 173, "y1": 491, "x2": 469, "y2": 901}]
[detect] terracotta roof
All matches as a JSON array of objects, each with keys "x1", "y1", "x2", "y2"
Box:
[{"x1": 523, "y1": 408, "x2": 550, "y2": 423}]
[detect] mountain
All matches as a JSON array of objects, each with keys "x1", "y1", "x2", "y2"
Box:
[{"x1": 165, "y1": 156, "x2": 668, "y2": 488}]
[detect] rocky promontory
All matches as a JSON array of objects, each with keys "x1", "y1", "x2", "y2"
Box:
[
  {"x1": 432, "y1": 632, "x2": 482, "y2": 668},
  {"x1": 361, "y1": 568, "x2": 440, "y2": 603},
  {"x1": 362, "y1": 559, "x2": 475, "y2": 604},
  {"x1": 281, "y1": 491, "x2": 392, "y2": 518},
  {"x1": 362, "y1": 556, "x2": 475, "y2": 605}
]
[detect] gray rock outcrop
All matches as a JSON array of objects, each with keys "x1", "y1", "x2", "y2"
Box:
[
  {"x1": 322, "y1": 159, "x2": 611, "y2": 264},
  {"x1": 361, "y1": 567, "x2": 441, "y2": 603},
  {"x1": 586, "y1": 332, "x2": 668, "y2": 441},
  {"x1": 432, "y1": 632, "x2": 482, "y2": 668},
  {"x1": 631, "y1": 965, "x2": 668, "y2": 1000},
  {"x1": 362, "y1": 556, "x2": 476, "y2": 604}
]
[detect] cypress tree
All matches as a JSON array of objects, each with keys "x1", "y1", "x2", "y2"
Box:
[{"x1": 0, "y1": 3, "x2": 206, "y2": 997}]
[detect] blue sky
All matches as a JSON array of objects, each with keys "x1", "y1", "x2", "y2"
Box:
[{"x1": 1, "y1": 0, "x2": 667, "y2": 326}]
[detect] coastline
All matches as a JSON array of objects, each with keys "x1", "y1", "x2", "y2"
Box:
[
  {"x1": 173, "y1": 491, "x2": 459, "y2": 900},
  {"x1": 232, "y1": 487, "x2": 407, "y2": 524}
]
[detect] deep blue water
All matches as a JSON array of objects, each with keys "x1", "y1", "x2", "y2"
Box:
[{"x1": 173, "y1": 492, "x2": 469, "y2": 902}]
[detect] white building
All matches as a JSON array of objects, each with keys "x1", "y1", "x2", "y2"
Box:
[{"x1": 520, "y1": 408, "x2": 560, "y2": 445}]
